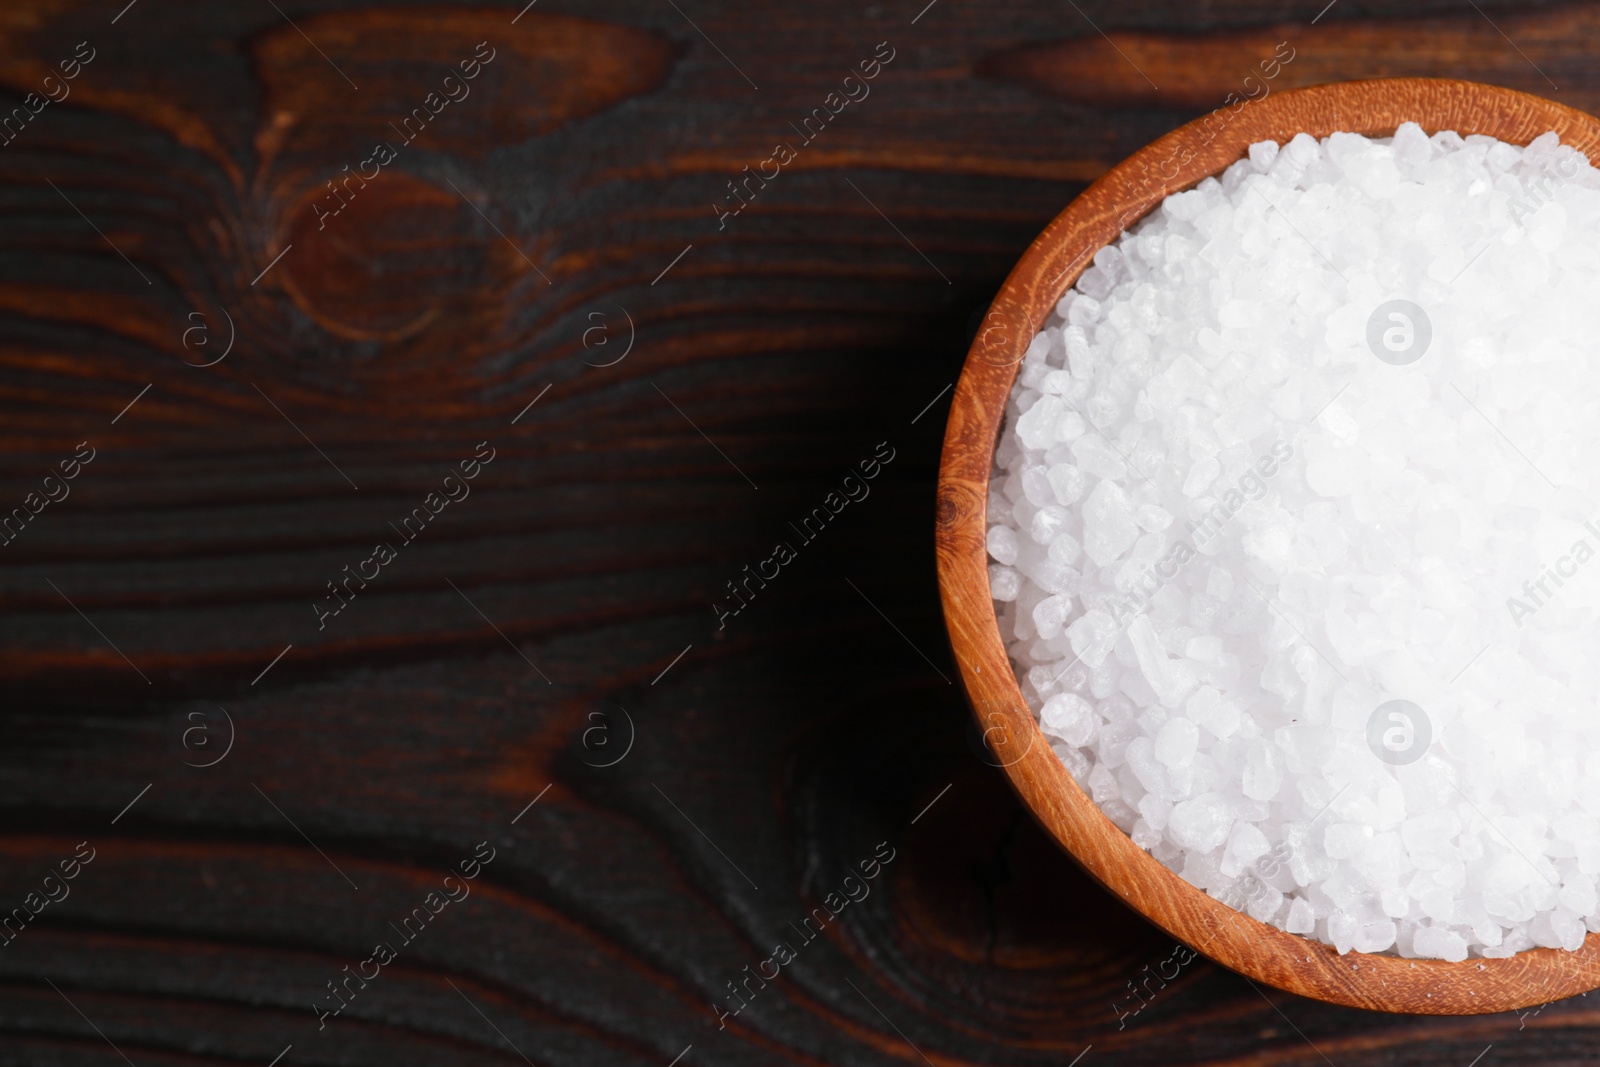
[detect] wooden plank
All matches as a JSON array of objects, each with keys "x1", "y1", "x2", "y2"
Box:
[{"x1": 0, "y1": 0, "x2": 1593, "y2": 1062}]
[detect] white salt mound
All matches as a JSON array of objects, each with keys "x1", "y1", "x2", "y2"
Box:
[{"x1": 990, "y1": 124, "x2": 1600, "y2": 960}]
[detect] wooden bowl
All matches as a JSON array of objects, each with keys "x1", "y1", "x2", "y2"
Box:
[{"x1": 934, "y1": 78, "x2": 1600, "y2": 1015}]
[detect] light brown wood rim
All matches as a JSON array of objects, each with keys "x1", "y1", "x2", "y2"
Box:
[{"x1": 934, "y1": 78, "x2": 1600, "y2": 1015}]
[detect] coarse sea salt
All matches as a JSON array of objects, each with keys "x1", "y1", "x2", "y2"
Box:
[{"x1": 989, "y1": 124, "x2": 1600, "y2": 960}]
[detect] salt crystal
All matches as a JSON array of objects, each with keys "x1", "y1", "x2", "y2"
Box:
[
  {"x1": 1325, "y1": 823, "x2": 1372, "y2": 860},
  {"x1": 1247, "y1": 884, "x2": 1285, "y2": 922},
  {"x1": 1018, "y1": 467, "x2": 1054, "y2": 508},
  {"x1": 988, "y1": 565, "x2": 1020, "y2": 602},
  {"x1": 1029, "y1": 505, "x2": 1069, "y2": 545},
  {"x1": 1154, "y1": 717, "x2": 1199, "y2": 767},
  {"x1": 1072, "y1": 435, "x2": 1129, "y2": 481},
  {"x1": 1328, "y1": 912, "x2": 1358, "y2": 954},
  {"x1": 1129, "y1": 615, "x2": 1194, "y2": 708},
  {"x1": 1136, "y1": 503, "x2": 1174, "y2": 532},
  {"x1": 1183, "y1": 456, "x2": 1222, "y2": 497},
  {"x1": 1066, "y1": 609, "x2": 1119, "y2": 669},
  {"x1": 1242, "y1": 740, "x2": 1283, "y2": 801},
  {"x1": 986, "y1": 525, "x2": 1018, "y2": 566},
  {"x1": 1032, "y1": 594, "x2": 1069, "y2": 640},
  {"x1": 1552, "y1": 909, "x2": 1587, "y2": 951},
  {"x1": 1082, "y1": 481, "x2": 1140, "y2": 565},
  {"x1": 1169, "y1": 793, "x2": 1232, "y2": 852},
  {"x1": 1248, "y1": 139, "x2": 1279, "y2": 172},
  {"x1": 1413, "y1": 925, "x2": 1469, "y2": 962},
  {"x1": 1046, "y1": 463, "x2": 1086, "y2": 506},
  {"x1": 1391, "y1": 121, "x2": 1432, "y2": 167},
  {"x1": 1205, "y1": 566, "x2": 1234, "y2": 601},
  {"x1": 1015, "y1": 395, "x2": 1064, "y2": 450},
  {"x1": 1225, "y1": 821, "x2": 1270, "y2": 870},
  {"x1": 1354, "y1": 920, "x2": 1399, "y2": 954},
  {"x1": 1048, "y1": 531, "x2": 1082, "y2": 565},
  {"x1": 1042, "y1": 692, "x2": 1096, "y2": 746}
]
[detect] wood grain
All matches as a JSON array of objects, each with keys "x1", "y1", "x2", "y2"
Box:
[
  {"x1": 982, "y1": 6, "x2": 1600, "y2": 111},
  {"x1": 936, "y1": 78, "x2": 1600, "y2": 1015},
  {"x1": 5, "y1": 0, "x2": 1600, "y2": 1063}
]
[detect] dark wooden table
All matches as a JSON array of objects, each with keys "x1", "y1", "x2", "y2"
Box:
[{"x1": 2, "y1": 1, "x2": 1597, "y2": 1063}]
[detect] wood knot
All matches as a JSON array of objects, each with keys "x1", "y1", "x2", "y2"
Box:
[{"x1": 936, "y1": 484, "x2": 967, "y2": 531}]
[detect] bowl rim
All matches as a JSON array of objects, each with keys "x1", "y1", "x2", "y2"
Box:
[{"x1": 934, "y1": 76, "x2": 1600, "y2": 1015}]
